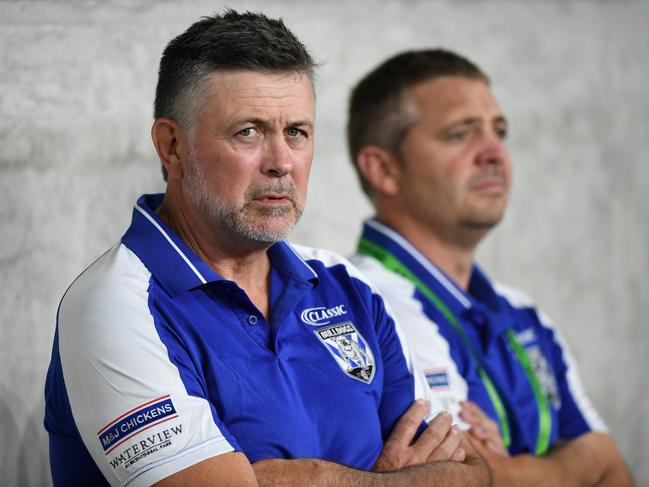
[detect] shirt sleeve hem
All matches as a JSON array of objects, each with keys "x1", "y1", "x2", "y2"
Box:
[{"x1": 121, "y1": 436, "x2": 236, "y2": 487}]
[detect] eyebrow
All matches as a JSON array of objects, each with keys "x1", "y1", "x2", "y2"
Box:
[
  {"x1": 441, "y1": 115, "x2": 508, "y2": 132},
  {"x1": 289, "y1": 120, "x2": 314, "y2": 128},
  {"x1": 235, "y1": 118, "x2": 314, "y2": 130},
  {"x1": 494, "y1": 115, "x2": 508, "y2": 126}
]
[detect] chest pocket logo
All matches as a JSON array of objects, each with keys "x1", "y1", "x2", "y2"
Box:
[
  {"x1": 526, "y1": 345, "x2": 561, "y2": 409},
  {"x1": 314, "y1": 322, "x2": 375, "y2": 384}
]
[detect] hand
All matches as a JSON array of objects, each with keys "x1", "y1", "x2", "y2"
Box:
[
  {"x1": 459, "y1": 400, "x2": 509, "y2": 457},
  {"x1": 373, "y1": 400, "x2": 466, "y2": 472},
  {"x1": 467, "y1": 433, "x2": 514, "y2": 487}
]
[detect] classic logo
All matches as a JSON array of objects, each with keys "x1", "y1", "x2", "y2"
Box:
[
  {"x1": 314, "y1": 321, "x2": 375, "y2": 383},
  {"x1": 300, "y1": 305, "x2": 347, "y2": 326}
]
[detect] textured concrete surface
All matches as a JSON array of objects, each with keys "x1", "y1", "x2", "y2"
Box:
[{"x1": 1, "y1": 0, "x2": 647, "y2": 484}]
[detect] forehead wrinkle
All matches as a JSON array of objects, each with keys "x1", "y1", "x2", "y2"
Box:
[
  {"x1": 210, "y1": 83, "x2": 313, "y2": 108},
  {"x1": 435, "y1": 97, "x2": 504, "y2": 129},
  {"x1": 207, "y1": 71, "x2": 313, "y2": 101},
  {"x1": 205, "y1": 89, "x2": 311, "y2": 107},
  {"x1": 411, "y1": 77, "x2": 500, "y2": 117},
  {"x1": 201, "y1": 92, "x2": 313, "y2": 123},
  {"x1": 195, "y1": 72, "x2": 315, "y2": 132}
]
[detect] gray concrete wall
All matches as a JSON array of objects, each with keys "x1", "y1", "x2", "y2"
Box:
[{"x1": 1, "y1": 0, "x2": 647, "y2": 484}]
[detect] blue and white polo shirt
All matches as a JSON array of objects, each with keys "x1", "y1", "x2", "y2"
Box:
[
  {"x1": 352, "y1": 219, "x2": 606, "y2": 455},
  {"x1": 44, "y1": 195, "x2": 436, "y2": 486}
]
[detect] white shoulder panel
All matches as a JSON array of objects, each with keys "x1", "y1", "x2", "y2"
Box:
[
  {"x1": 351, "y1": 254, "x2": 468, "y2": 426},
  {"x1": 493, "y1": 282, "x2": 535, "y2": 308},
  {"x1": 293, "y1": 244, "x2": 379, "y2": 289},
  {"x1": 58, "y1": 244, "x2": 233, "y2": 486},
  {"x1": 495, "y1": 281, "x2": 607, "y2": 433}
]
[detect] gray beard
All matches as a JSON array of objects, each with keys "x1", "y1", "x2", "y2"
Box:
[{"x1": 184, "y1": 153, "x2": 302, "y2": 244}]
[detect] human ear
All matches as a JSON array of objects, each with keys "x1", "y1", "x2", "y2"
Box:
[
  {"x1": 356, "y1": 145, "x2": 400, "y2": 197},
  {"x1": 151, "y1": 118, "x2": 188, "y2": 181}
]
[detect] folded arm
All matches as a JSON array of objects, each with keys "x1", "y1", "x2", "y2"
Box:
[
  {"x1": 252, "y1": 453, "x2": 488, "y2": 487},
  {"x1": 476, "y1": 431, "x2": 632, "y2": 487},
  {"x1": 156, "y1": 400, "x2": 490, "y2": 487},
  {"x1": 156, "y1": 452, "x2": 489, "y2": 487},
  {"x1": 461, "y1": 400, "x2": 633, "y2": 487},
  {"x1": 253, "y1": 402, "x2": 488, "y2": 487}
]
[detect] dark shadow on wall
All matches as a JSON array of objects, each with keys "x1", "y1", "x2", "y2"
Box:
[
  {"x1": 0, "y1": 384, "x2": 50, "y2": 487},
  {"x1": 18, "y1": 396, "x2": 50, "y2": 487},
  {"x1": 0, "y1": 384, "x2": 21, "y2": 487}
]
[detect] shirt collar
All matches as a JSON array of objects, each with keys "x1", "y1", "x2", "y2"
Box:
[
  {"x1": 359, "y1": 218, "x2": 514, "y2": 343},
  {"x1": 360, "y1": 219, "x2": 505, "y2": 315},
  {"x1": 267, "y1": 240, "x2": 319, "y2": 285},
  {"x1": 121, "y1": 194, "x2": 318, "y2": 297},
  {"x1": 359, "y1": 219, "x2": 468, "y2": 314},
  {"x1": 467, "y1": 265, "x2": 504, "y2": 314}
]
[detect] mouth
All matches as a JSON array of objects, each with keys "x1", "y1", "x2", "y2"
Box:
[
  {"x1": 471, "y1": 176, "x2": 505, "y2": 193},
  {"x1": 251, "y1": 193, "x2": 295, "y2": 208},
  {"x1": 247, "y1": 181, "x2": 299, "y2": 212},
  {"x1": 254, "y1": 193, "x2": 291, "y2": 201}
]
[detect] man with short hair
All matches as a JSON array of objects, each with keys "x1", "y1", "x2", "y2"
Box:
[
  {"x1": 349, "y1": 49, "x2": 633, "y2": 486},
  {"x1": 44, "y1": 13, "x2": 489, "y2": 486}
]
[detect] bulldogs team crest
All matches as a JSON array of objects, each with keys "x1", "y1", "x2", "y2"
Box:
[
  {"x1": 314, "y1": 322, "x2": 375, "y2": 383},
  {"x1": 526, "y1": 345, "x2": 561, "y2": 409}
]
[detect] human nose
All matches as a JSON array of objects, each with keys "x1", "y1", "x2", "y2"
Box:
[
  {"x1": 475, "y1": 131, "x2": 507, "y2": 166},
  {"x1": 260, "y1": 135, "x2": 292, "y2": 177}
]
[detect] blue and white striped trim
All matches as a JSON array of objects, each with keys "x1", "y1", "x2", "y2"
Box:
[
  {"x1": 283, "y1": 241, "x2": 318, "y2": 280},
  {"x1": 135, "y1": 203, "x2": 207, "y2": 284},
  {"x1": 366, "y1": 219, "x2": 471, "y2": 308}
]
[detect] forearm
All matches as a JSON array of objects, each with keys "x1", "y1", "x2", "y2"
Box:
[
  {"x1": 595, "y1": 463, "x2": 634, "y2": 487},
  {"x1": 593, "y1": 436, "x2": 634, "y2": 487},
  {"x1": 487, "y1": 433, "x2": 632, "y2": 487},
  {"x1": 253, "y1": 455, "x2": 490, "y2": 487},
  {"x1": 494, "y1": 451, "x2": 594, "y2": 487}
]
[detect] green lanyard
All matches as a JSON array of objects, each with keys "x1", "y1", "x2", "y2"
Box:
[{"x1": 358, "y1": 237, "x2": 552, "y2": 455}]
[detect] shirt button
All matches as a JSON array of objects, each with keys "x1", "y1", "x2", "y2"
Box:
[{"x1": 247, "y1": 315, "x2": 258, "y2": 325}]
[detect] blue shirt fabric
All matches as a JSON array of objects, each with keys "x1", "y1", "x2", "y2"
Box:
[
  {"x1": 44, "y1": 195, "x2": 429, "y2": 486},
  {"x1": 352, "y1": 219, "x2": 606, "y2": 455}
]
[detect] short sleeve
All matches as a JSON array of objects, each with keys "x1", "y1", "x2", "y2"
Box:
[
  {"x1": 55, "y1": 246, "x2": 236, "y2": 486},
  {"x1": 351, "y1": 276, "x2": 446, "y2": 438},
  {"x1": 362, "y1": 266, "x2": 470, "y2": 428},
  {"x1": 538, "y1": 311, "x2": 608, "y2": 439}
]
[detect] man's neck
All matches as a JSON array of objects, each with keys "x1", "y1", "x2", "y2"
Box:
[
  {"x1": 156, "y1": 192, "x2": 272, "y2": 318},
  {"x1": 376, "y1": 214, "x2": 482, "y2": 291}
]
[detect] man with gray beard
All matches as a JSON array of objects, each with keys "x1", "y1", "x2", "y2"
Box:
[{"x1": 44, "y1": 10, "x2": 489, "y2": 487}]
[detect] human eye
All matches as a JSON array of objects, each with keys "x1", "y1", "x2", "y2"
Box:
[
  {"x1": 440, "y1": 121, "x2": 473, "y2": 142},
  {"x1": 447, "y1": 129, "x2": 469, "y2": 141},
  {"x1": 494, "y1": 118, "x2": 508, "y2": 140},
  {"x1": 286, "y1": 127, "x2": 307, "y2": 138},
  {"x1": 443, "y1": 125, "x2": 471, "y2": 143},
  {"x1": 494, "y1": 123, "x2": 508, "y2": 140},
  {"x1": 236, "y1": 127, "x2": 257, "y2": 138}
]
